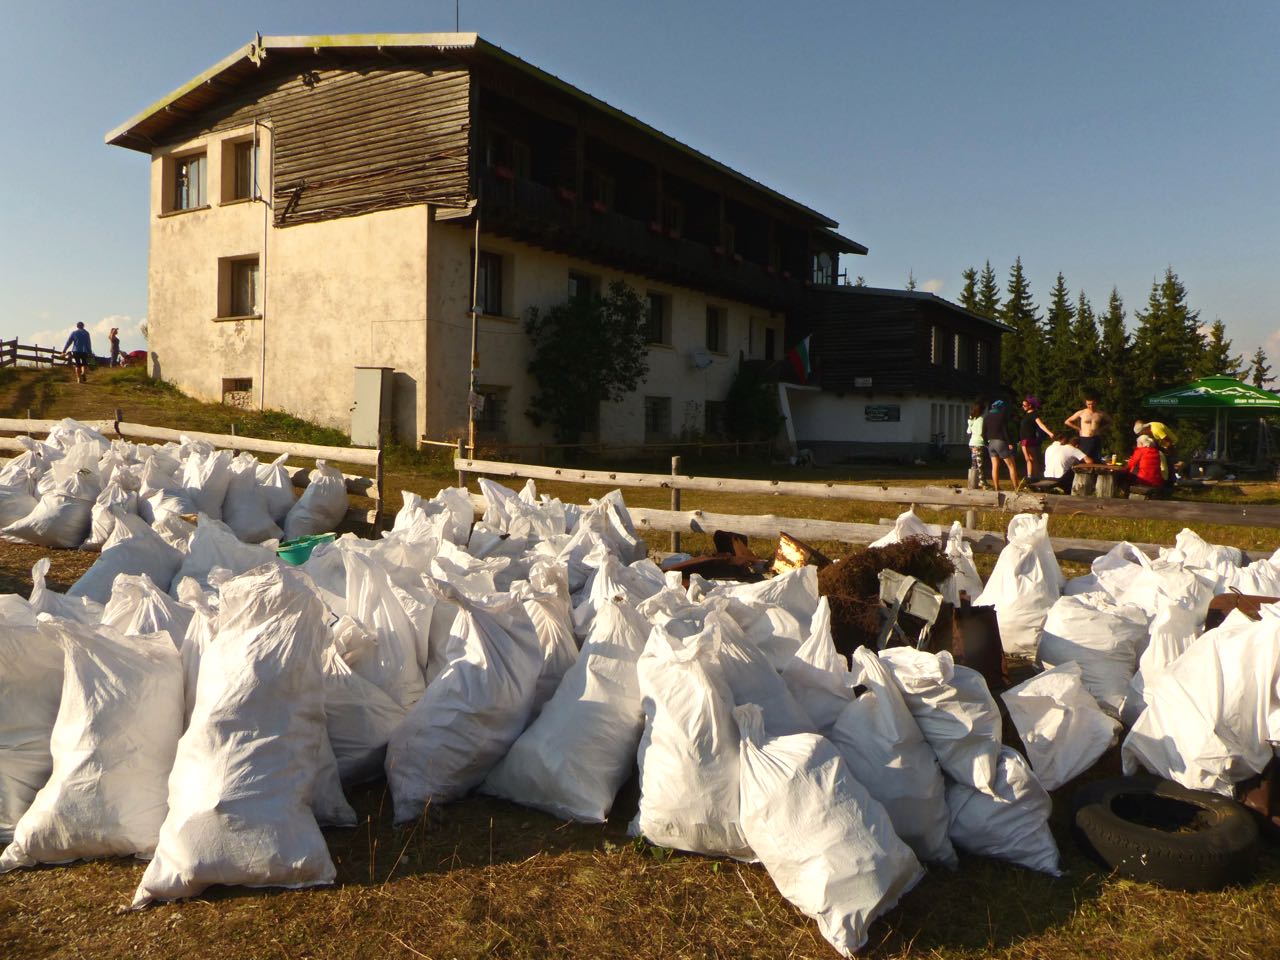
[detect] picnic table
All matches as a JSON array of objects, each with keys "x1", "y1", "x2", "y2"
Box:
[{"x1": 1071, "y1": 462, "x2": 1131, "y2": 499}]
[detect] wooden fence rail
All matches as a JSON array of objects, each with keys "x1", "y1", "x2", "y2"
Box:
[
  {"x1": 457, "y1": 455, "x2": 1275, "y2": 563},
  {"x1": 0, "y1": 341, "x2": 69, "y2": 368},
  {"x1": 424, "y1": 435, "x2": 772, "y2": 464}
]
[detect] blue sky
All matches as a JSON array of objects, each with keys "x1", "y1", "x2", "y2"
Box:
[{"x1": 1, "y1": 1, "x2": 1276, "y2": 366}]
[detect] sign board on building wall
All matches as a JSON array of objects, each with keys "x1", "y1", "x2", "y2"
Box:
[
  {"x1": 853, "y1": 377, "x2": 873, "y2": 388},
  {"x1": 864, "y1": 404, "x2": 900, "y2": 422}
]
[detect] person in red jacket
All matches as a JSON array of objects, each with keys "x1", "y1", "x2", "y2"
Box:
[{"x1": 1125, "y1": 435, "x2": 1163, "y2": 487}]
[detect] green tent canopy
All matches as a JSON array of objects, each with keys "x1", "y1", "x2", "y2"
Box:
[
  {"x1": 1143, "y1": 376, "x2": 1280, "y2": 410},
  {"x1": 1142, "y1": 376, "x2": 1280, "y2": 466}
]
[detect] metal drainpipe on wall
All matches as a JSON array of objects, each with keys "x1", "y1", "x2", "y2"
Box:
[{"x1": 256, "y1": 119, "x2": 272, "y2": 411}]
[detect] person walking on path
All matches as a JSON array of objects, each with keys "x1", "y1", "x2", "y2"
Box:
[
  {"x1": 62, "y1": 322, "x2": 93, "y2": 384},
  {"x1": 967, "y1": 401, "x2": 987, "y2": 489},
  {"x1": 1018, "y1": 396, "x2": 1053, "y2": 480},
  {"x1": 1065, "y1": 392, "x2": 1111, "y2": 462},
  {"x1": 983, "y1": 399, "x2": 1020, "y2": 492},
  {"x1": 108, "y1": 327, "x2": 121, "y2": 367}
]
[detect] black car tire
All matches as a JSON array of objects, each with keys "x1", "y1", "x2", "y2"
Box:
[{"x1": 1074, "y1": 776, "x2": 1260, "y2": 891}]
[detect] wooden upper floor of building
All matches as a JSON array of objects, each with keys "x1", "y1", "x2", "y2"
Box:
[{"x1": 107, "y1": 33, "x2": 865, "y2": 311}]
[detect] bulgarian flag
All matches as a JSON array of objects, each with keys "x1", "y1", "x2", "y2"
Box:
[{"x1": 787, "y1": 335, "x2": 813, "y2": 384}]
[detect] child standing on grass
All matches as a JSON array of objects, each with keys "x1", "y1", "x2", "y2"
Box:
[{"x1": 967, "y1": 401, "x2": 986, "y2": 488}]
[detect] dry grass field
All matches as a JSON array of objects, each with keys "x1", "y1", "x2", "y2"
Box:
[{"x1": 3, "y1": 365, "x2": 1280, "y2": 959}]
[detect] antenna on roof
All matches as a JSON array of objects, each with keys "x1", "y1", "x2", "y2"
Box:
[{"x1": 456, "y1": 0, "x2": 460, "y2": 31}]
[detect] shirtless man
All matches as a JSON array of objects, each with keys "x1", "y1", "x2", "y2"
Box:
[{"x1": 1064, "y1": 392, "x2": 1110, "y2": 461}]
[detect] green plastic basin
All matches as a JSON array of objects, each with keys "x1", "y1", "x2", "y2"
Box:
[{"x1": 276, "y1": 532, "x2": 336, "y2": 565}]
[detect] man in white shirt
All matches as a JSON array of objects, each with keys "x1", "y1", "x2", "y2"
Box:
[{"x1": 1042, "y1": 433, "x2": 1094, "y2": 492}]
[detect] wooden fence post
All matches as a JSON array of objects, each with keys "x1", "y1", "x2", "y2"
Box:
[
  {"x1": 373, "y1": 437, "x2": 385, "y2": 535},
  {"x1": 456, "y1": 438, "x2": 467, "y2": 490},
  {"x1": 670, "y1": 455, "x2": 682, "y2": 554},
  {"x1": 965, "y1": 508, "x2": 977, "y2": 531}
]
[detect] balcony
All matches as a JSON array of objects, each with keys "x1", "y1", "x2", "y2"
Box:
[{"x1": 476, "y1": 170, "x2": 800, "y2": 309}]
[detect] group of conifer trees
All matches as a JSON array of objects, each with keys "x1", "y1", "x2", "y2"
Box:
[{"x1": 953, "y1": 259, "x2": 1274, "y2": 453}]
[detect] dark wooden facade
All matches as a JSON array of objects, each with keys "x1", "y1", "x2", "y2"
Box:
[
  {"x1": 109, "y1": 36, "x2": 860, "y2": 312},
  {"x1": 800, "y1": 286, "x2": 1009, "y2": 398},
  {"x1": 157, "y1": 55, "x2": 472, "y2": 226}
]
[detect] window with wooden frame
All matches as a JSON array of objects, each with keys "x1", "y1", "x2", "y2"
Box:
[
  {"x1": 705, "y1": 305, "x2": 728, "y2": 354},
  {"x1": 172, "y1": 152, "x2": 207, "y2": 211},
  {"x1": 646, "y1": 292, "x2": 671, "y2": 345},
  {"x1": 229, "y1": 139, "x2": 259, "y2": 201},
  {"x1": 217, "y1": 255, "x2": 260, "y2": 319},
  {"x1": 472, "y1": 251, "x2": 504, "y2": 316},
  {"x1": 644, "y1": 396, "x2": 672, "y2": 442}
]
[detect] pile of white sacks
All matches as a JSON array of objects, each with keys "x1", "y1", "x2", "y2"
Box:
[
  {"x1": 0, "y1": 465, "x2": 1273, "y2": 957},
  {"x1": 0, "y1": 418, "x2": 350, "y2": 557}
]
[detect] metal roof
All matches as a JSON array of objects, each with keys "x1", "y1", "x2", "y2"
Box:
[
  {"x1": 815, "y1": 284, "x2": 1015, "y2": 332},
  {"x1": 105, "y1": 33, "x2": 853, "y2": 237}
]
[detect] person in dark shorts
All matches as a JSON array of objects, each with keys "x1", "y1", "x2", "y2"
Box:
[
  {"x1": 62, "y1": 322, "x2": 93, "y2": 384},
  {"x1": 1065, "y1": 391, "x2": 1110, "y2": 461},
  {"x1": 109, "y1": 327, "x2": 121, "y2": 367},
  {"x1": 1018, "y1": 396, "x2": 1053, "y2": 479},
  {"x1": 983, "y1": 399, "x2": 1020, "y2": 492}
]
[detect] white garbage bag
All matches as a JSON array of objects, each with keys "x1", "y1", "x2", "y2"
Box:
[
  {"x1": 3, "y1": 470, "x2": 97, "y2": 548},
  {"x1": 169, "y1": 516, "x2": 278, "y2": 596},
  {"x1": 572, "y1": 549, "x2": 666, "y2": 637},
  {"x1": 138, "y1": 457, "x2": 197, "y2": 524},
  {"x1": 255, "y1": 454, "x2": 297, "y2": 525},
  {"x1": 942, "y1": 521, "x2": 984, "y2": 605},
  {"x1": 946, "y1": 746, "x2": 1062, "y2": 876},
  {"x1": 392, "y1": 488, "x2": 473, "y2": 546},
  {"x1": 82, "y1": 478, "x2": 139, "y2": 550},
  {"x1": 132, "y1": 565, "x2": 336, "y2": 905},
  {"x1": 712, "y1": 608, "x2": 815, "y2": 737},
  {"x1": 879, "y1": 647, "x2": 1002, "y2": 797},
  {"x1": 869, "y1": 508, "x2": 937, "y2": 548},
  {"x1": 1001, "y1": 662, "x2": 1119, "y2": 790},
  {"x1": 283, "y1": 460, "x2": 349, "y2": 540},
  {"x1": 181, "y1": 448, "x2": 233, "y2": 521},
  {"x1": 1121, "y1": 613, "x2": 1280, "y2": 796},
  {"x1": 973, "y1": 513, "x2": 1064, "y2": 656},
  {"x1": 0, "y1": 622, "x2": 64, "y2": 843},
  {"x1": 482, "y1": 598, "x2": 650, "y2": 822},
  {"x1": 0, "y1": 478, "x2": 38, "y2": 529},
  {"x1": 68, "y1": 511, "x2": 184, "y2": 606},
  {"x1": 512, "y1": 560, "x2": 579, "y2": 715},
  {"x1": 340, "y1": 549, "x2": 427, "y2": 709},
  {"x1": 1123, "y1": 590, "x2": 1209, "y2": 724},
  {"x1": 705, "y1": 567, "x2": 819, "y2": 670},
  {"x1": 26, "y1": 558, "x2": 103, "y2": 625},
  {"x1": 321, "y1": 646, "x2": 406, "y2": 786},
  {"x1": 101, "y1": 573, "x2": 194, "y2": 648},
  {"x1": 0, "y1": 620, "x2": 182, "y2": 871},
  {"x1": 223, "y1": 453, "x2": 283, "y2": 544},
  {"x1": 781, "y1": 597, "x2": 857, "y2": 734},
  {"x1": 734, "y1": 703, "x2": 924, "y2": 957},
  {"x1": 1037, "y1": 592, "x2": 1149, "y2": 718},
  {"x1": 830, "y1": 646, "x2": 957, "y2": 867},
  {"x1": 385, "y1": 596, "x2": 544, "y2": 823},
  {"x1": 630, "y1": 618, "x2": 751, "y2": 858}
]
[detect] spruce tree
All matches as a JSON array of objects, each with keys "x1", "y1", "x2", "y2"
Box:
[
  {"x1": 977, "y1": 260, "x2": 1001, "y2": 319},
  {"x1": 1072, "y1": 291, "x2": 1101, "y2": 365},
  {"x1": 998, "y1": 257, "x2": 1042, "y2": 400},
  {"x1": 905, "y1": 270, "x2": 917, "y2": 291},
  {"x1": 1132, "y1": 267, "x2": 1204, "y2": 390},
  {"x1": 1041, "y1": 272, "x2": 1076, "y2": 415},
  {"x1": 959, "y1": 267, "x2": 979, "y2": 312},
  {"x1": 1197, "y1": 319, "x2": 1244, "y2": 378},
  {"x1": 1250, "y1": 347, "x2": 1275, "y2": 388},
  {"x1": 1098, "y1": 288, "x2": 1135, "y2": 451}
]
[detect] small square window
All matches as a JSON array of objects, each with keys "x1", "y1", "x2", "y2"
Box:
[
  {"x1": 217, "y1": 256, "x2": 260, "y2": 318},
  {"x1": 646, "y1": 292, "x2": 671, "y2": 345},
  {"x1": 568, "y1": 271, "x2": 596, "y2": 301},
  {"x1": 476, "y1": 385, "x2": 509, "y2": 436},
  {"x1": 221, "y1": 377, "x2": 253, "y2": 408},
  {"x1": 172, "y1": 152, "x2": 207, "y2": 211},
  {"x1": 644, "y1": 396, "x2": 671, "y2": 442},
  {"x1": 705, "y1": 306, "x2": 727, "y2": 353},
  {"x1": 473, "y1": 251, "x2": 504, "y2": 316}
]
